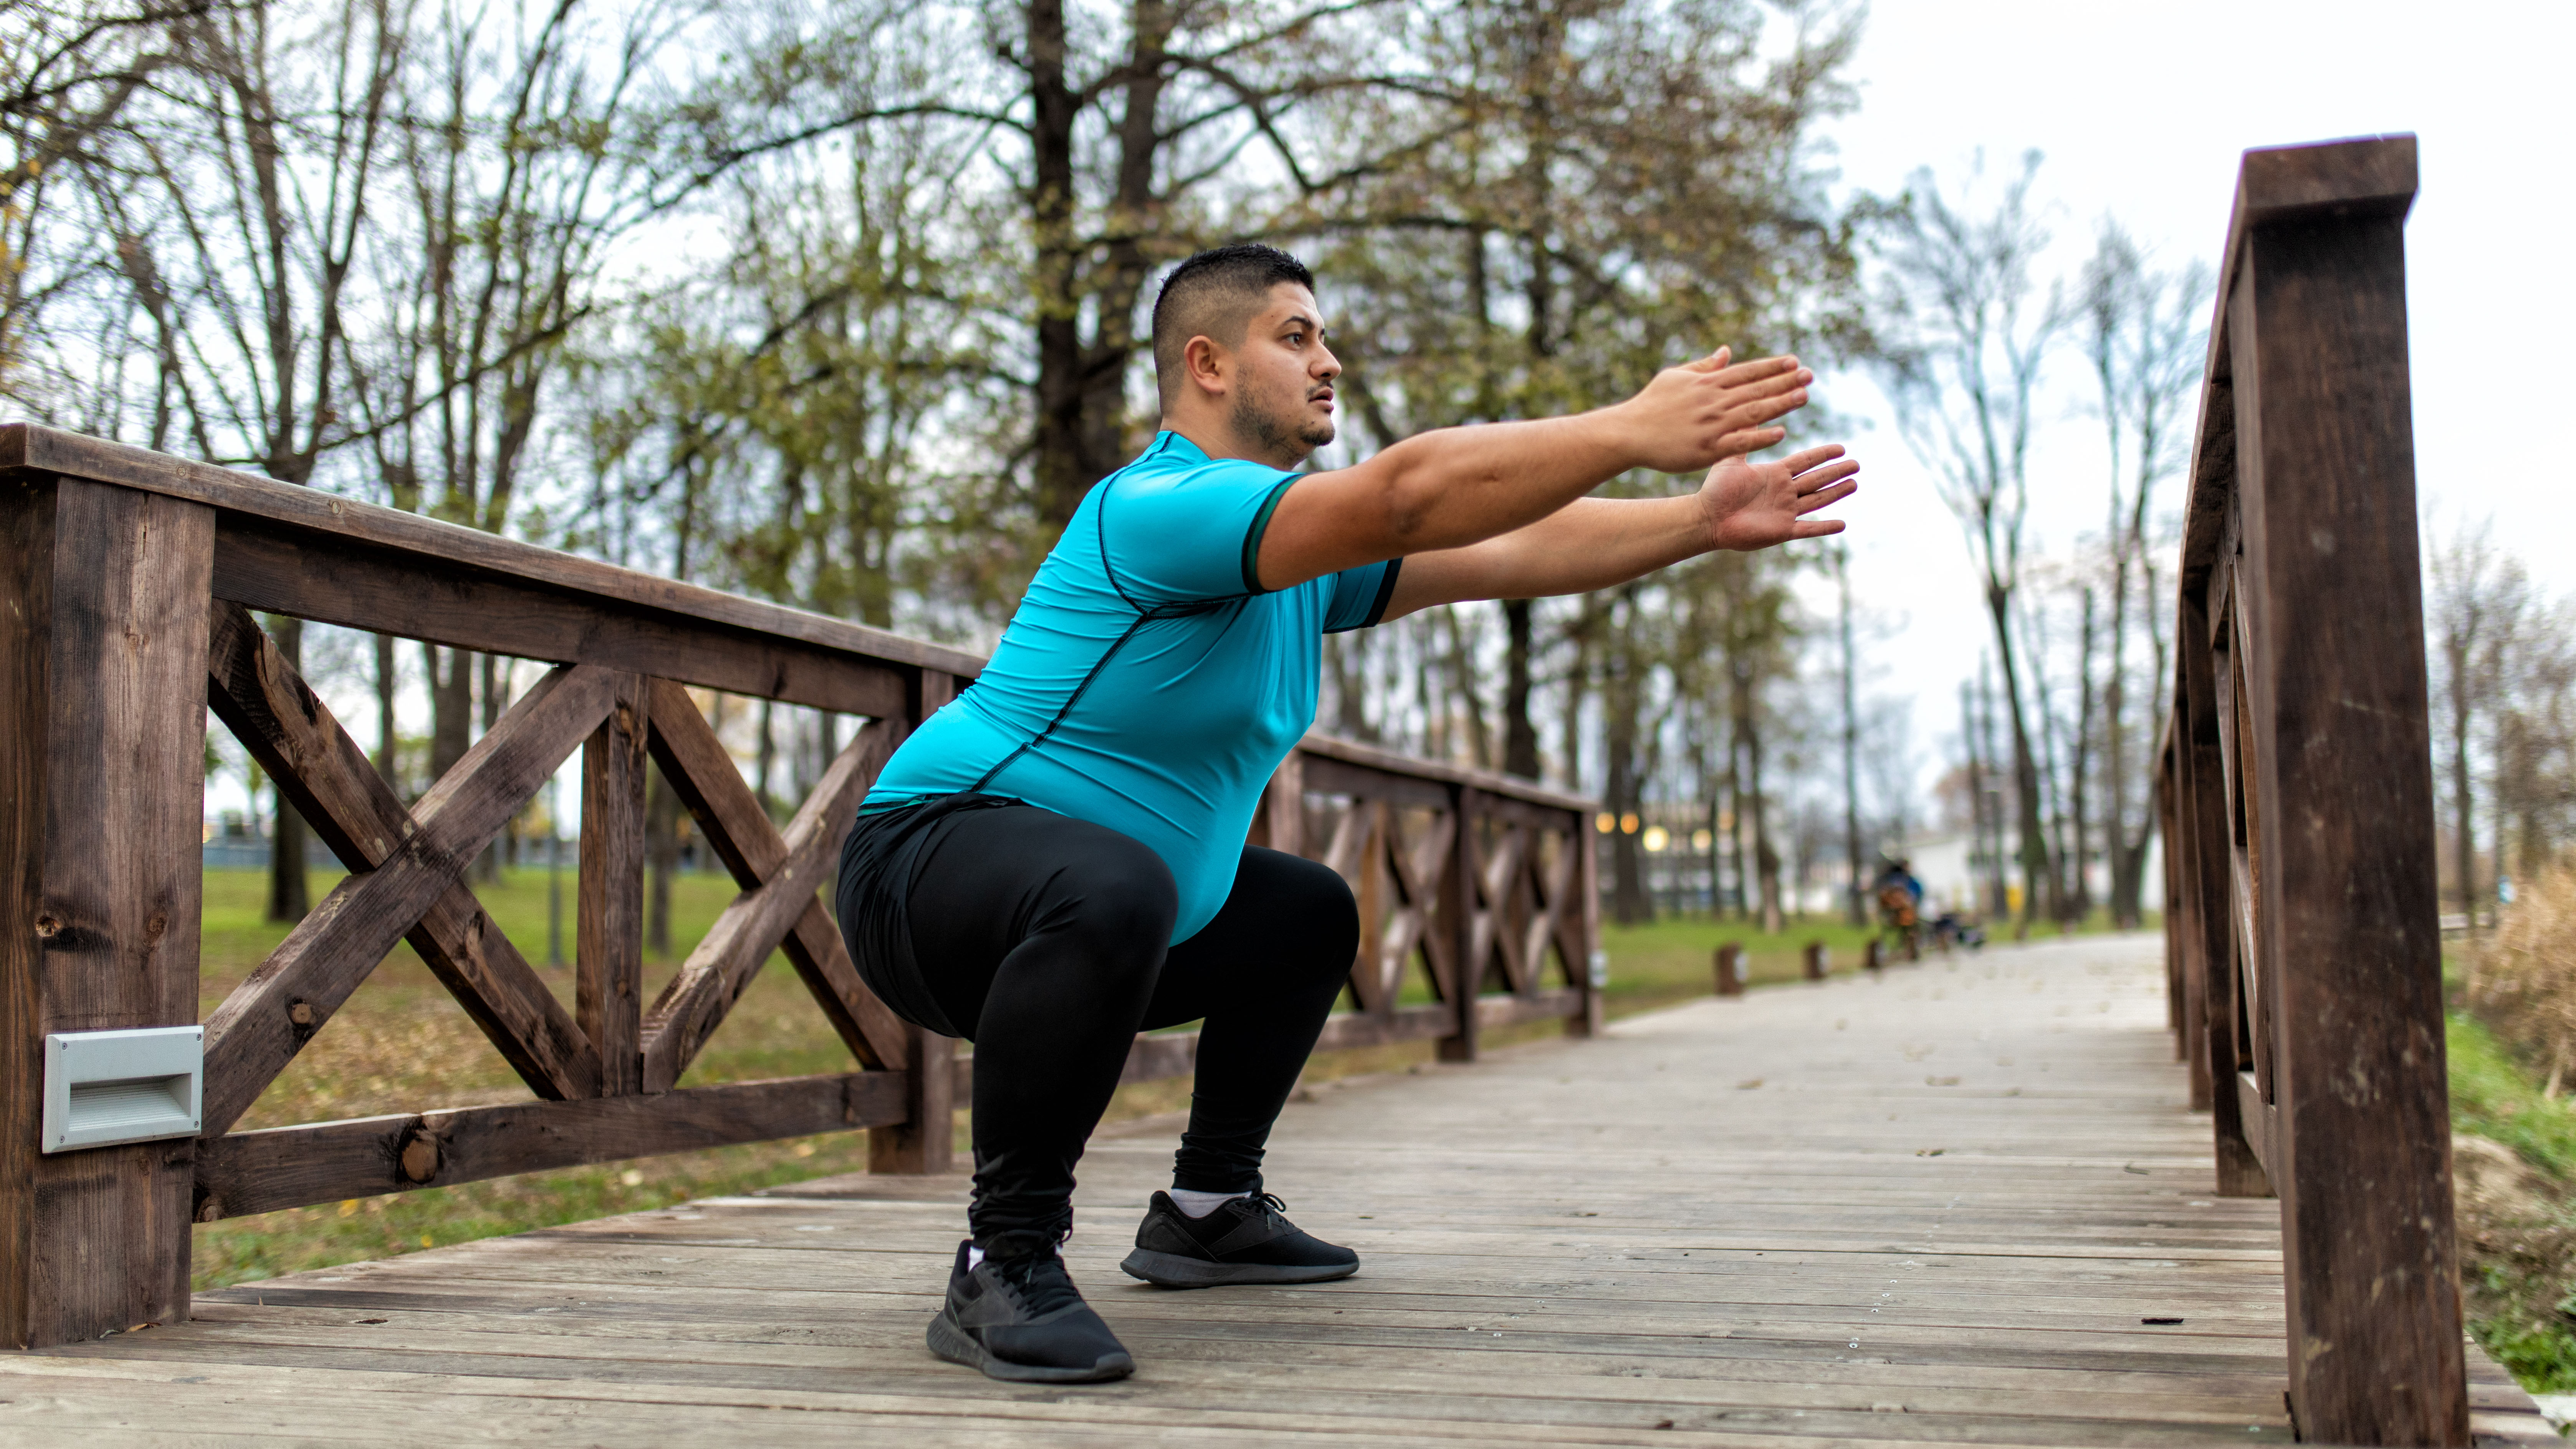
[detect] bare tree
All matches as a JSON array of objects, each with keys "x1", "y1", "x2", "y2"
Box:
[
  {"x1": 1872, "y1": 150, "x2": 2066, "y2": 934},
  {"x1": 2082, "y1": 222, "x2": 2209, "y2": 926},
  {"x1": 103, "y1": 0, "x2": 412, "y2": 918},
  {"x1": 1833, "y1": 542, "x2": 1864, "y2": 923},
  {"x1": 2430, "y1": 522, "x2": 2530, "y2": 931}
]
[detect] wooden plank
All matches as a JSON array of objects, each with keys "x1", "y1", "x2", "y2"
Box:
[
  {"x1": 192, "y1": 1074, "x2": 910, "y2": 1219},
  {"x1": 639, "y1": 705, "x2": 897, "y2": 1090},
  {"x1": 640, "y1": 680, "x2": 909, "y2": 1073},
  {"x1": 581, "y1": 675, "x2": 650, "y2": 1097},
  {"x1": 2174, "y1": 582, "x2": 2266, "y2": 1199},
  {"x1": 2223, "y1": 137, "x2": 2463, "y2": 1445},
  {"x1": 1314, "y1": 1004, "x2": 1457, "y2": 1052},
  {"x1": 1295, "y1": 732, "x2": 1593, "y2": 814},
  {"x1": 202, "y1": 602, "x2": 597, "y2": 1103},
  {"x1": 1302, "y1": 751, "x2": 1454, "y2": 812},
  {"x1": 1474, "y1": 989, "x2": 1584, "y2": 1030},
  {"x1": 10, "y1": 935, "x2": 2479, "y2": 1448},
  {"x1": 0, "y1": 476, "x2": 212, "y2": 1348},
  {"x1": 208, "y1": 516, "x2": 913, "y2": 719},
  {"x1": 0, "y1": 423, "x2": 986, "y2": 681},
  {"x1": 2230, "y1": 1073, "x2": 2273, "y2": 1183},
  {"x1": 198, "y1": 666, "x2": 620, "y2": 1134}
]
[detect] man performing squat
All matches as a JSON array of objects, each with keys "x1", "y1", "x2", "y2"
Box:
[{"x1": 836, "y1": 243, "x2": 1858, "y2": 1383}]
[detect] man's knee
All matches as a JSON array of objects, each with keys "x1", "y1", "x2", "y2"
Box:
[
  {"x1": 1042, "y1": 832, "x2": 1179, "y2": 963},
  {"x1": 1252, "y1": 849, "x2": 1360, "y2": 968}
]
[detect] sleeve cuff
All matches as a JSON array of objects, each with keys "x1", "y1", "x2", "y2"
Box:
[
  {"x1": 1362, "y1": 557, "x2": 1404, "y2": 627},
  {"x1": 1238, "y1": 476, "x2": 1299, "y2": 595}
]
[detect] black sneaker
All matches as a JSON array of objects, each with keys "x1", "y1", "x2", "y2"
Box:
[
  {"x1": 1119, "y1": 1191, "x2": 1360, "y2": 1288},
  {"x1": 925, "y1": 1239, "x2": 1135, "y2": 1383}
]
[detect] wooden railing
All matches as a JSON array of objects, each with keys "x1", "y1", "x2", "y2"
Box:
[
  {"x1": 2156, "y1": 136, "x2": 2465, "y2": 1446},
  {"x1": 0, "y1": 424, "x2": 1600, "y2": 1350}
]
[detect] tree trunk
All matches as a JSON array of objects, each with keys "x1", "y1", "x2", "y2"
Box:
[
  {"x1": 1986, "y1": 585, "x2": 2054, "y2": 934},
  {"x1": 1442, "y1": 607, "x2": 1491, "y2": 769},
  {"x1": 754, "y1": 696, "x2": 778, "y2": 820},
  {"x1": 2066, "y1": 586, "x2": 2098, "y2": 924},
  {"x1": 1603, "y1": 603, "x2": 1650, "y2": 926},
  {"x1": 1500, "y1": 599, "x2": 1540, "y2": 779},
  {"x1": 1836, "y1": 549, "x2": 1863, "y2": 925},
  {"x1": 1025, "y1": 0, "x2": 1168, "y2": 526},
  {"x1": 265, "y1": 615, "x2": 311, "y2": 923},
  {"x1": 373, "y1": 631, "x2": 400, "y2": 791},
  {"x1": 2452, "y1": 683, "x2": 2477, "y2": 934},
  {"x1": 427, "y1": 642, "x2": 473, "y2": 786},
  {"x1": 1741, "y1": 678, "x2": 1782, "y2": 935},
  {"x1": 478, "y1": 651, "x2": 508, "y2": 882},
  {"x1": 646, "y1": 763, "x2": 680, "y2": 959}
]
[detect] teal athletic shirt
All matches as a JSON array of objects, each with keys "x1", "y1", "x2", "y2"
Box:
[{"x1": 863, "y1": 431, "x2": 1402, "y2": 944}]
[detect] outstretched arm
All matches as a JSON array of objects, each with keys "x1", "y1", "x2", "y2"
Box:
[
  {"x1": 1253, "y1": 350, "x2": 1812, "y2": 591},
  {"x1": 1378, "y1": 444, "x2": 1858, "y2": 621}
]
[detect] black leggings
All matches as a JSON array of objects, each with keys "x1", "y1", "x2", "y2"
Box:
[{"x1": 870, "y1": 804, "x2": 1356, "y2": 1244}]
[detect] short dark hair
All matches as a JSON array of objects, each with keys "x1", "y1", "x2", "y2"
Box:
[{"x1": 1150, "y1": 244, "x2": 1315, "y2": 409}]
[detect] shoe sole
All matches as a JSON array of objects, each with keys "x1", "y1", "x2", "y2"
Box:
[
  {"x1": 1118, "y1": 1248, "x2": 1360, "y2": 1289},
  {"x1": 926, "y1": 1309, "x2": 1135, "y2": 1383}
]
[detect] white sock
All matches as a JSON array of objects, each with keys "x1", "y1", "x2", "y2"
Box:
[
  {"x1": 1168, "y1": 1187, "x2": 1249, "y2": 1218},
  {"x1": 966, "y1": 1245, "x2": 985, "y2": 1270}
]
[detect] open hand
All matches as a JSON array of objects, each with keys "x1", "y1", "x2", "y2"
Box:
[
  {"x1": 1619, "y1": 347, "x2": 1814, "y2": 474},
  {"x1": 1699, "y1": 443, "x2": 1858, "y2": 551}
]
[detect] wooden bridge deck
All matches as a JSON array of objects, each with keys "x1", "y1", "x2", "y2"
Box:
[{"x1": 0, "y1": 934, "x2": 2550, "y2": 1446}]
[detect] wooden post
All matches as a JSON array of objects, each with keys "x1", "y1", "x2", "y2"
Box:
[
  {"x1": 581, "y1": 674, "x2": 649, "y2": 1097},
  {"x1": 1863, "y1": 939, "x2": 1884, "y2": 973},
  {"x1": 1801, "y1": 942, "x2": 1827, "y2": 981},
  {"x1": 1576, "y1": 807, "x2": 1603, "y2": 1036},
  {"x1": 1261, "y1": 748, "x2": 1306, "y2": 856},
  {"x1": 1713, "y1": 942, "x2": 1744, "y2": 997},
  {"x1": 2216, "y1": 137, "x2": 2463, "y2": 1446},
  {"x1": 1437, "y1": 786, "x2": 1480, "y2": 1063},
  {"x1": 0, "y1": 476, "x2": 213, "y2": 1348},
  {"x1": 2176, "y1": 593, "x2": 2253, "y2": 1170},
  {"x1": 872, "y1": 668, "x2": 959, "y2": 1174}
]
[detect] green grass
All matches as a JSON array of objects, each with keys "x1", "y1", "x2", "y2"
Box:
[
  {"x1": 2450, "y1": 1013, "x2": 2576, "y2": 1183},
  {"x1": 2445, "y1": 1011, "x2": 2576, "y2": 1396}
]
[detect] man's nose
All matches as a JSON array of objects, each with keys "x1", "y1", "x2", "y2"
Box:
[{"x1": 1313, "y1": 344, "x2": 1342, "y2": 382}]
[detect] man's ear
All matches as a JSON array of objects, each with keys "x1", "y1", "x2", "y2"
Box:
[{"x1": 1183, "y1": 334, "x2": 1229, "y2": 399}]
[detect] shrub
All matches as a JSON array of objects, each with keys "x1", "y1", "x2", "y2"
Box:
[{"x1": 2477, "y1": 860, "x2": 2576, "y2": 1094}]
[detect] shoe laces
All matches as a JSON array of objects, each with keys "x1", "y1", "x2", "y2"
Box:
[
  {"x1": 1236, "y1": 1191, "x2": 1289, "y2": 1222},
  {"x1": 989, "y1": 1248, "x2": 1084, "y2": 1317}
]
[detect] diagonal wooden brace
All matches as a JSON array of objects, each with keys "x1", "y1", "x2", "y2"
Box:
[
  {"x1": 199, "y1": 662, "x2": 627, "y2": 1135},
  {"x1": 639, "y1": 680, "x2": 907, "y2": 1087},
  {"x1": 203, "y1": 603, "x2": 599, "y2": 1106}
]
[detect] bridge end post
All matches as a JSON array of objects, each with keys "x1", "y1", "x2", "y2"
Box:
[
  {"x1": 2207, "y1": 135, "x2": 2467, "y2": 1447},
  {"x1": 1437, "y1": 786, "x2": 1480, "y2": 1062},
  {"x1": 0, "y1": 474, "x2": 214, "y2": 1348}
]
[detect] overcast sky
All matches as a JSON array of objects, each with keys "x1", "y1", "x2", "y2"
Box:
[{"x1": 1810, "y1": 0, "x2": 2573, "y2": 780}]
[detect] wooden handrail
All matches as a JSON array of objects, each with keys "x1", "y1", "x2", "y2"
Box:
[
  {"x1": 2156, "y1": 134, "x2": 2465, "y2": 1446},
  {"x1": 0, "y1": 428, "x2": 1603, "y2": 1349}
]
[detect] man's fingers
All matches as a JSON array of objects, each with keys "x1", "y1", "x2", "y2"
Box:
[
  {"x1": 1795, "y1": 460, "x2": 1861, "y2": 494},
  {"x1": 1796, "y1": 478, "x2": 1860, "y2": 514},
  {"x1": 1683, "y1": 345, "x2": 1735, "y2": 374},
  {"x1": 1707, "y1": 353, "x2": 1799, "y2": 386},
  {"x1": 1712, "y1": 424, "x2": 1790, "y2": 457},
  {"x1": 1715, "y1": 389, "x2": 1807, "y2": 437},
  {"x1": 1791, "y1": 518, "x2": 1849, "y2": 539},
  {"x1": 1784, "y1": 443, "x2": 1847, "y2": 473}
]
